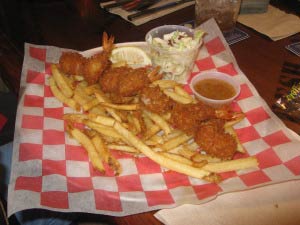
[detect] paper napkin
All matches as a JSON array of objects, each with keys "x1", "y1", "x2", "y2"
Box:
[{"x1": 238, "y1": 5, "x2": 300, "y2": 41}]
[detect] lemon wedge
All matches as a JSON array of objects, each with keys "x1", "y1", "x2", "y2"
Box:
[{"x1": 110, "y1": 46, "x2": 152, "y2": 68}]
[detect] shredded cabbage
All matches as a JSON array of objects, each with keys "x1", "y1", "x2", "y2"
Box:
[{"x1": 148, "y1": 29, "x2": 205, "y2": 83}]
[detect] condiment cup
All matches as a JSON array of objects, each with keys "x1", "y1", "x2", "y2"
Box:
[
  {"x1": 190, "y1": 71, "x2": 240, "y2": 108},
  {"x1": 145, "y1": 25, "x2": 203, "y2": 83}
]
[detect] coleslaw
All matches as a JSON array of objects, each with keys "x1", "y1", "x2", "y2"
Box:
[{"x1": 146, "y1": 26, "x2": 205, "y2": 83}]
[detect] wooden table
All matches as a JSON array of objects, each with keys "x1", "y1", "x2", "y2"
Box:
[{"x1": 0, "y1": 0, "x2": 299, "y2": 224}]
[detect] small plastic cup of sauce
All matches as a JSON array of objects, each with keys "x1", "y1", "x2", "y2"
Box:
[{"x1": 190, "y1": 71, "x2": 240, "y2": 108}]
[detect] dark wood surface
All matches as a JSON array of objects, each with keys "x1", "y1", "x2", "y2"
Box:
[{"x1": 0, "y1": 0, "x2": 299, "y2": 224}]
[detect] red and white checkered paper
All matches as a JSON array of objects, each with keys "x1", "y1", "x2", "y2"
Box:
[{"x1": 8, "y1": 19, "x2": 300, "y2": 217}]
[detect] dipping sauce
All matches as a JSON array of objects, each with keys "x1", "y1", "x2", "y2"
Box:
[{"x1": 193, "y1": 78, "x2": 236, "y2": 100}]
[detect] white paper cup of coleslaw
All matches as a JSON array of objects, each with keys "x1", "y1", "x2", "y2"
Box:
[{"x1": 145, "y1": 25, "x2": 204, "y2": 84}]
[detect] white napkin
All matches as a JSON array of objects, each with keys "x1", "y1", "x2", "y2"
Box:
[
  {"x1": 155, "y1": 180, "x2": 300, "y2": 225},
  {"x1": 237, "y1": 5, "x2": 300, "y2": 41}
]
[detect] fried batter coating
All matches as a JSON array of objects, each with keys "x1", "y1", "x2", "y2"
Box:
[
  {"x1": 99, "y1": 66, "x2": 162, "y2": 97},
  {"x1": 99, "y1": 66, "x2": 126, "y2": 94},
  {"x1": 59, "y1": 52, "x2": 85, "y2": 75},
  {"x1": 140, "y1": 86, "x2": 175, "y2": 114},
  {"x1": 118, "y1": 67, "x2": 151, "y2": 96},
  {"x1": 83, "y1": 52, "x2": 112, "y2": 85},
  {"x1": 109, "y1": 93, "x2": 134, "y2": 104},
  {"x1": 195, "y1": 119, "x2": 237, "y2": 160},
  {"x1": 170, "y1": 102, "x2": 215, "y2": 135}
]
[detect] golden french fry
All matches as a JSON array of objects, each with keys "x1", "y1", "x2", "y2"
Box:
[
  {"x1": 73, "y1": 85, "x2": 94, "y2": 106},
  {"x1": 113, "y1": 121, "x2": 210, "y2": 179},
  {"x1": 178, "y1": 147, "x2": 221, "y2": 163},
  {"x1": 63, "y1": 113, "x2": 88, "y2": 123},
  {"x1": 49, "y1": 77, "x2": 79, "y2": 111},
  {"x1": 185, "y1": 142, "x2": 200, "y2": 151},
  {"x1": 93, "y1": 92, "x2": 123, "y2": 122},
  {"x1": 131, "y1": 114, "x2": 142, "y2": 134},
  {"x1": 141, "y1": 114, "x2": 159, "y2": 139},
  {"x1": 151, "y1": 130, "x2": 183, "y2": 152},
  {"x1": 83, "y1": 128, "x2": 98, "y2": 138},
  {"x1": 106, "y1": 108, "x2": 123, "y2": 122},
  {"x1": 84, "y1": 120, "x2": 124, "y2": 141},
  {"x1": 192, "y1": 154, "x2": 222, "y2": 163},
  {"x1": 161, "y1": 133, "x2": 192, "y2": 152},
  {"x1": 99, "y1": 102, "x2": 139, "y2": 111},
  {"x1": 88, "y1": 114, "x2": 115, "y2": 127},
  {"x1": 93, "y1": 90, "x2": 111, "y2": 103},
  {"x1": 107, "y1": 144, "x2": 139, "y2": 153},
  {"x1": 92, "y1": 134, "x2": 122, "y2": 175},
  {"x1": 88, "y1": 105, "x2": 107, "y2": 116},
  {"x1": 91, "y1": 135, "x2": 106, "y2": 169},
  {"x1": 91, "y1": 134, "x2": 109, "y2": 160},
  {"x1": 82, "y1": 98, "x2": 99, "y2": 111},
  {"x1": 163, "y1": 89, "x2": 192, "y2": 104},
  {"x1": 202, "y1": 157, "x2": 259, "y2": 173},
  {"x1": 73, "y1": 92, "x2": 91, "y2": 106},
  {"x1": 143, "y1": 110, "x2": 171, "y2": 135},
  {"x1": 69, "y1": 127, "x2": 104, "y2": 172},
  {"x1": 51, "y1": 64, "x2": 73, "y2": 98},
  {"x1": 84, "y1": 84, "x2": 103, "y2": 96},
  {"x1": 174, "y1": 85, "x2": 196, "y2": 103},
  {"x1": 142, "y1": 124, "x2": 161, "y2": 140},
  {"x1": 126, "y1": 113, "x2": 138, "y2": 134},
  {"x1": 144, "y1": 139, "x2": 160, "y2": 146},
  {"x1": 147, "y1": 134, "x2": 164, "y2": 145},
  {"x1": 163, "y1": 129, "x2": 183, "y2": 140},
  {"x1": 160, "y1": 152, "x2": 192, "y2": 165},
  {"x1": 161, "y1": 152, "x2": 208, "y2": 168},
  {"x1": 152, "y1": 79, "x2": 178, "y2": 89},
  {"x1": 143, "y1": 112, "x2": 154, "y2": 127},
  {"x1": 60, "y1": 73, "x2": 76, "y2": 91}
]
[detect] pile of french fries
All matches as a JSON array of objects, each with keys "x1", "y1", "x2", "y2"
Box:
[{"x1": 49, "y1": 63, "x2": 258, "y2": 182}]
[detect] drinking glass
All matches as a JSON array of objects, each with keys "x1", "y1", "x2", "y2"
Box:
[{"x1": 195, "y1": 0, "x2": 242, "y2": 32}]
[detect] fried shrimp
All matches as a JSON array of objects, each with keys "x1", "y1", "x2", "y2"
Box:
[
  {"x1": 170, "y1": 102, "x2": 215, "y2": 135},
  {"x1": 59, "y1": 52, "x2": 85, "y2": 75},
  {"x1": 195, "y1": 119, "x2": 237, "y2": 160},
  {"x1": 99, "y1": 66, "x2": 163, "y2": 97},
  {"x1": 169, "y1": 102, "x2": 244, "y2": 159},
  {"x1": 140, "y1": 86, "x2": 175, "y2": 114},
  {"x1": 58, "y1": 32, "x2": 114, "y2": 84},
  {"x1": 118, "y1": 67, "x2": 151, "y2": 96},
  {"x1": 83, "y1": 32, "x2": 114, "y2": 84}
]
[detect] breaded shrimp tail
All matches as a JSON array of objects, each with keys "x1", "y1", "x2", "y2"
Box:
[
  {"x1": 102, "y1": 32, "x2": 115, "y2": 54},
  {"x1": 82, "y1": 32, "x2": 115, "y2": 85}
]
